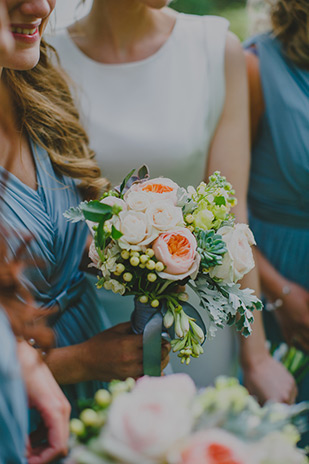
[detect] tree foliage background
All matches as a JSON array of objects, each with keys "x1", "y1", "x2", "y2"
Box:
[{"x1": 170, "y1": 0, "x2": 248, "y2": 40}]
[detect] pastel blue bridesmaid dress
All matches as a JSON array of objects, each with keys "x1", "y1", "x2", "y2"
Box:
[
  {"x1": 0, "y1": 309, "x2": 27, "y2": 463},
  {"x1": 0, "y1": 141, "x2": 110, "y2": 419},
  {"x1": 244, "y1": 33, "x2": 309, "y2": 444}
]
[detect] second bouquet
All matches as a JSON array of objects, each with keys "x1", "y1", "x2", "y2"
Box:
[{"x1": 65, "y1": 167, "x2": 262, "y2": 375}]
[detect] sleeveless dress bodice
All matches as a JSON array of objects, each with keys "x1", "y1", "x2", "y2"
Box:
[{"x1": 49, "y1": 13, "x2": 228, "y2": 187}]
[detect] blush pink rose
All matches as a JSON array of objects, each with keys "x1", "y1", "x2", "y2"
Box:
[
  {"x1": 100, "y1": 374, "x2": 196, "y2": 464},
  {"x1": 152, "y1": 228, "x2": 200, "y2": 280}
]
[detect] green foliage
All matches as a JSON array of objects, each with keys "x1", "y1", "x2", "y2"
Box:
[
  {"x1": 170, "y1": 0, "x2": 248, "y2": 40},
  {"x1": 80, "y1": 200, "x2": 113, "y2": 223}
]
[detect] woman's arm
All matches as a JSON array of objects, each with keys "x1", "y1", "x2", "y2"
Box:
[
  {"x1": 17, "y1": 341, "x2": 71, "y2": 464},
  {"x1": 256, "y1": 246, "x2": 309, "y2": 352},
  {"x1": 206, "y1": 32, "x2": 297, "y2": 404}
]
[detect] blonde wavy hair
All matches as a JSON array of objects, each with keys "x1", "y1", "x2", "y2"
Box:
[
  {"x1": 2, "y1": 39, "x2": 110, "y2": 200},
  {"x1": 270, "y1": 0, "x2": 309, "y2": 68}
]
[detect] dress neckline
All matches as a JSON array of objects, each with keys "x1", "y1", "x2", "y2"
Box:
[{"x1": 64, "y1": 14, "x2": 181, "y2": 69}]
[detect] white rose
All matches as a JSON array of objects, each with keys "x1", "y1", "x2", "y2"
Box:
[
  {"x1": 146, "y1": 200, "x2": 184, "y2": 231},
  {"x1": 209, "y1": 224, "x2": 256, "y2": 283},
  {"x1": 99, "y1": 374, "x2": 196, "y2": 464},
  {"x1": 117, "y1": 211, "x2": 158, "y2": 250},
  {"x1": 124, "y1": 190, "x2": 152, "y2": 212}
]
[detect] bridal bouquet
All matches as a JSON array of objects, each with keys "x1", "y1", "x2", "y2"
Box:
[
  {"x1": 67, "y1": 375, "x2": 309, "y2": 464},
  {"x1": 65, "y1": 168, "x2": 262, "y2": 371}
]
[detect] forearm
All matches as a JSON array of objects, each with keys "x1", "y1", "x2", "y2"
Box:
[{"x1": 45, "y1": 343, "x2": 88, "y2": 385}]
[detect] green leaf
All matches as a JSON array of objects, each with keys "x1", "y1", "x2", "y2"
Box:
[
  {"x1": 80, "y1": 201, "x2": 113, "y2": 222},
  {"x1": 120, "y1": 169, "x2": 136, "y2": 195},
  {"x1": 137, "y1": 165, "x2": 149, "y2": 180},
  {"x1": 111, "y1": 225, "x2": 123, "y2": 240}
]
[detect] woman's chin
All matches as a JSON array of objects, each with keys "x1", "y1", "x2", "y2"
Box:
[{"x1": 2, "y1": 50, "x2": 40, "y2": 71}]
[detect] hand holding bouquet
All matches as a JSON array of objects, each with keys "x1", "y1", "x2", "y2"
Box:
[{"x1": 65, "y1": 168, "x2": 262, "y2": 371}]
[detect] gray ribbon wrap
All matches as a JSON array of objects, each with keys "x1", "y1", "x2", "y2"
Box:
[{"x1": 131, "y1": 297, "x2": 207, "y2": 377}]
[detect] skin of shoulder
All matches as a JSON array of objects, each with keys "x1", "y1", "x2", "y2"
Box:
[
  {"x1": 207, "y1": 30, "x2": 250, "y2": 221},
  {"x1": 245, "y1": 49, "x2": 265, "y2": 145}
]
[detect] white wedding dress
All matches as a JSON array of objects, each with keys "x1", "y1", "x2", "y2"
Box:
[{"x1": 48, "y1": 13, "x2": 238, "y2": 387}]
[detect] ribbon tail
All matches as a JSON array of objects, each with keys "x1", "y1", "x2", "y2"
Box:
[{"x1": 143, "y1": 311, "x2": 163, "y2": 377}]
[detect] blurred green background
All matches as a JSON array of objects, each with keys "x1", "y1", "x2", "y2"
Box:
[{"x1": 170, "y1": 0, "x2": 248, "y2": 41}]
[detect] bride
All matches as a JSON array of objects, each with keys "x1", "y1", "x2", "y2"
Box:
[{"x1": 49, "y1": 0, "x2": 295, "y2": 402}]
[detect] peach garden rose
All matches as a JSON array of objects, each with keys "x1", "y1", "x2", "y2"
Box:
[
  {"x1": 152, "y1": 228, "x2": 200, "y2": 280},
  {"x1": 126, "y1": 177, "x2": 180, "y2": 205},
  {"x1": 167, "y1": 429, "x2": 250, "y2": 464}
]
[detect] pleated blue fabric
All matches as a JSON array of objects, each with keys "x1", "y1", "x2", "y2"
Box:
[
  {"x1": 0, "y1": 309, "x2": 27, "y2": 463},
  {"x1": 0, "y1": 141, "x2": 110, "y2": 419}
]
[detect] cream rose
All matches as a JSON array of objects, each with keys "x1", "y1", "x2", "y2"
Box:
[
  {"x1": 100, "y1": 374, "x2": 196, "y2": 464},
  {"x1": 127, "y1": 177, "x2": 180, "y2": 205},
  {"x1": 167, "y1": 429, "x2": 250, "y2": 464},
  {"x1": 124, "y1": 190, "x2": 152, "y2": 212},
  {"x1": 146, "y1": 200, "x2": 184, "y2": 231},
  {"x1": 209, "y1": 224, "x2": 256, "y2": 283},
  {"x1": 117, "y1": 211, "x2": 158, "y2": 250},
  {"x1": 153, "y1": 228, "x2": 200, "y2": 280}
]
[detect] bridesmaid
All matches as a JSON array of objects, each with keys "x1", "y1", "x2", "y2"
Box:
[
  {"x1": 245, "y1": 0, "x2": 309, "y2": 444},
  {"x1": 0, "y1": 0, "x2": 170, "y2": 428},
  {"x1": 49, "y1": 0, "x2": 296, "y2": 402},
  {"x1": 0, "y1": 4, "x2": 70, "y2": 461}
]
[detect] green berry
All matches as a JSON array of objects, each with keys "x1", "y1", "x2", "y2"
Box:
[
  {"x1": 94, "y1": 389, "x2": 111, "y2": 407},
  {"x1": 145, "y1": 248, "x2": 155, "y2": 258},
  {"x1": 155, "y1": 261, "x2": 164, "y2": 272},
  {"x1": 123, "y1": 272, "x2": 133, "y2": 282},
  {"x1": 146, "y1": 259, "x2": 156, "y2": 270},
  {"x1": 121, "y1": 250, "x2": 130, "y2": 260},
  {"x1": 130, "y1": 256, "x2": 140, "y2": 266},
  {"x1": 147, "y1": 273, "x2": 157, "y2": 282}
]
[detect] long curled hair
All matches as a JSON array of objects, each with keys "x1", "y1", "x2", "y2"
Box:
[
  {"x1": 0, "y1": 82, "x2": 54, "y2": 351},
  {"x1": 2, "y1": 39, "x2": 110, "y2": 200},
  {"x1": 270, "y1": 0, "x2": 309, "y2": 69}
]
